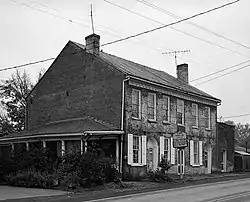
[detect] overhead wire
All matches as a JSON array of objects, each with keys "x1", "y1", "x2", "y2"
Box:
[
  {"x1": 137, "y1": 0, "x2": 250, "y2": 51},
  {"x1": 194, "y1": 63, "x2": 250, "y2": 86},
  {"x1": 103, "y1": 0, "x2": 248, "y2": 59},
  {"x1": 1, "y1": 0, "x2": 238, "y2": 74}
]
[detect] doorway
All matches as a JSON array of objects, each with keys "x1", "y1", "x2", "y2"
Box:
[
  {"x1": 147, "y1": 137, "x2": 158, "y2": 171},
  {"x1": 177, "y1": 148, "x2": 185, "y2": 175}
]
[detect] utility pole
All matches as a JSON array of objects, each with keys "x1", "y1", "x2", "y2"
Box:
[{"x1": 162, "y1": 50, "x2": 190, "y2": 67}]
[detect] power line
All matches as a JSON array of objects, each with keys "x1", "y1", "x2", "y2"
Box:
[
  {"x1": 194, "y1": 64, "x2": 250, "y2": 86},
  {"x1": 190, "y1": 59, "x2": 250, "y2": 82},
  {"x1": 101, "y1": 0, "x2": 239, "y2": 47},
  {"x1": 222, "y1": 113, "x2": 250, "y2": 119},
  {"x1": 1, "y1": 0, "x2": 238, "y2": 73},
  {"x1": 137, "y1": 0, "x2": 250, "y2": 51}
]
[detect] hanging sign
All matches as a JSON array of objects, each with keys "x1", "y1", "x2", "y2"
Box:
[{"x1": 173, "y1": 132, "x2": 187, "y2": 148}]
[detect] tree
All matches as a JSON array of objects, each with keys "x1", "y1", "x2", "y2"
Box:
[
  {"x1": 36, "y1": 68, "x2": 47, "y2": 83},
  {"x1": 0, "y1": 114, "x2": 15, "y2": 137},
  {"x1": 0, "y1": 70, "x2": 33, "y2": 134}
]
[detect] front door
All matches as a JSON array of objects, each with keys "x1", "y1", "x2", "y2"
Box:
[
  {"x1": 177, "y1": 148, "x2": 185, "y2": 175},
  {"x1": 147, "y1": 148, "x2": 154, "y2": 171}
]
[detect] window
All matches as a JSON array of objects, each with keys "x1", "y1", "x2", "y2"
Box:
[
  {"x1": 204, "y1": 107, "x2": 211, "y2": 129},
  {"x1": 194, "y1": 141, "x2": 200, "y2": 165},
  {"x1": 163, "y1": 96, "x2": 170, "y2": 122},
  {"x1": 164, "y1": 138, "x2": 170, "y2": 160},
  {"x1": 191, "y1": 103, "x2": 198, "y2": 127},
  {"x1": 148, "y1": 93, "x2": 156, "y2": 120},
  {"x1": 132, "y1": 89, "x2": 141, "y2": 119},
  {"x1": 177, "y1": 99, "x2": 184, "y2": 125},
  {"x1": 133, "y1": 136, "x2": 140, "y2": 164}
]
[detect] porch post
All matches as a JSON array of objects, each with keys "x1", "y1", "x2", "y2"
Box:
[
  {"x1": 84, "y1": 141, "x2": 87, "y2": 153},
  {"x1": 61, "y1": 140, "x2": 65, "y2": 156},
  {"x1": 120, "y1": 135, "x2": 123, "y2": 173},
  {"x1": 42, "y1": 141, "x2": 46, "y2": 148},
  {"x1": 11, "y1": 143, "x2": 14, "y2": 152},
  {"x1": 26, "y1": 142, "x2": 29, "y2": 151},
  {"x1": 80, "y1": 138, "x2": 84, "y2": 154},
  {"x1": 116, "y1": 138, "x2": 119, "y2": 170}
]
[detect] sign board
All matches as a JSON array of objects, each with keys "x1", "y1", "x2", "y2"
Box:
[{"x1": 173, "y1": 132, "x2": 187, "y2": 148}]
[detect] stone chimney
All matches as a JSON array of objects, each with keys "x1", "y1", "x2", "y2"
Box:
[
  {"x1": 85, "y1": 33, "x2": 100, "y2": 55},
  {"x1": 177, "y1": 63, "x2": 189, "y2": 83}
]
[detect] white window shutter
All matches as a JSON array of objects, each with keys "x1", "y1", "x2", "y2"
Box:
[
  {"x1": 170, "y1": 137, "x2": 175, "y2": 164},
  {"x1": 141, "y1": 136, "x2": 147, "y2": 165},
  {"x1": 160, "y1": 136, "x2": 164, "y2": 161},
  {"x1": 128, "y1": 134, "x2": 133, "y2": 165},
  {"x1": 199, "y1": 141, "x2": 203, "y2": 165},
  {"x1": 190, "y1": 140, "x2": 194, "y2": 166}
]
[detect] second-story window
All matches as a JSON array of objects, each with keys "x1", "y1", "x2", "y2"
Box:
[
  {"x1": 132, "y1": 89, "x2": 141, "y2": 119},
  {"x1": 177, "y1": 99, "x2": 184, "y2": 125},
  {"x1": 148, "y1": 93, "x2": 156, "y2": 120},
  {"x1": 191, "y1": 103, "x2": 198, "y2": 127},
  {"x1": 204, "y1": 106, "x2": 211, "y2": 129},
  {"x1": 163, "y1": 96, "x2": 170, "y2": 122}
]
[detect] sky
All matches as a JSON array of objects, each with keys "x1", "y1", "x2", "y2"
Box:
[{"x1": 0, "y1": 0, "x2": 250, "y2": 123}]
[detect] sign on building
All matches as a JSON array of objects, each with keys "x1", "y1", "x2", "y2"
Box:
[{"x1": 173, "y1": 132, "x2": 187, "y2": 148}]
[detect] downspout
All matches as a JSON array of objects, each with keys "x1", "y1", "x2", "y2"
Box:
[{"x1": 120, "y1": 76, "x2": 130, "y2": 174}]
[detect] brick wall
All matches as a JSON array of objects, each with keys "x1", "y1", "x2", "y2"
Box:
[
  {"x1": 26, "y1": 42, "x2": 124, "y2": 130},
  {"x1": 123, "y1": 81, "x2": 217, "y2": 177}
]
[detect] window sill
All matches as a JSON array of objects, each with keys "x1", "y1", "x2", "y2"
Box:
[
  {"x1": 130, "y1": 163, "x2": 144, "y2": 167},
  {"x1": 205, "y1": 128, "x2": 212, "y2": 131},
  {"x1": 162, "y1": 120, "x2": 171, "y2": 125},
  {"x1": 148, "y1": 119, "x2": 157, "y2": 123},
  {"x1": 177, "y1": 123, "x2": 185, "y2": 127},
  {"x1": 192, "y1": 164, "x2": 201, "y2": 167},
  {"x1": 192, "y1": 126, "x2": 199, "y2": 129},
  {"x1": 131, "y1": 117, "x2": 141, "y2": 121}
]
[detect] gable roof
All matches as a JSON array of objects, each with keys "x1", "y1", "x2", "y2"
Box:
[{"x1": 72, "y1": 41, "x2": 220, "y2": 103}]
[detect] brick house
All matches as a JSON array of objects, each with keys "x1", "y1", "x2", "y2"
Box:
[{"x1": 0, "y1": 34, "x2": 221, "y2": 178}]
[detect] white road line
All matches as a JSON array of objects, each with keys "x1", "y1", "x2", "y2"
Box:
[
  {"x1": 86, "y1": 178, "x2": 250, "y2": 202},
  {"x1": 206, "y1": 191, "x2": 250, "y2": 202}
]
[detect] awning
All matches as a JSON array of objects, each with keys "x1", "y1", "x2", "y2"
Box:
[{"x1": 0, "y1": 117, "x2": 124, "y2": 144}]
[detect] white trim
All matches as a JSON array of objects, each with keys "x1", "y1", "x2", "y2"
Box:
[
  {"x1": 131, "y1": 89, "x2": 141, "y2": 119},
  {"x1": 80, "y1": 139, "x2": 84, "y2": 154},
  {"x1": 160, "y1": 136, "x2": 164, "y2": 160},
  {"x1": 190, "y1": 140, "x2": 194, "y2": 166},
  {"x1": 199, "y1": 141, "x2": 203, "y2": 166},
  {"x1": 141, "y1": 135, "x2": 147, "y2": 165},
  {"x1": 42, "y1": 140, "x2": 46, "y2": 148}
]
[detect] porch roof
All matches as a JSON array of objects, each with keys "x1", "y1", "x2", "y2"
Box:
[{"x1": 0, "y1": 117, "x2": 123, "y2": 143}]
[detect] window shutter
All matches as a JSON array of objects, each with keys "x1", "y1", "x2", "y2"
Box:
[
  {"x1": 199, "y1": 141, "x2": 203, "y2": 165},
  {"x1": 170, "y1": 137, "x2": 175, "y2": 164},
  {"x1": 160, "y1": 136, "x2": 164, "y2": 160},
  {"x1": 128, "y1": 134, "x2": 133, "y2": 165},
  {"x1": 190, "y1": 140, "x2": 194, "y2": 166},
  {"x1": 141, "y1": 136, "x2": 147, "y2": 165}
]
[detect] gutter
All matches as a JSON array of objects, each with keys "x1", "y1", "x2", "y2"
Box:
[
  {"x1": 0, "y1": 131, "x2": 124, "y2": 142},
  {"x1": 128, "y1": 75, "x2": 221, "y2": 104},
  {"x1": 121, "y1": 77, "x2": 130, "y2": 130}
]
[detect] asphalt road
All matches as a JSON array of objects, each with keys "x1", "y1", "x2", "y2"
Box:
[{"x1": 88, "y1": 178, "x2": 250, "y2": 202}]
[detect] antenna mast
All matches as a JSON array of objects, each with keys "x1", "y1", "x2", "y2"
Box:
[
  {"x1": 163, "y1": 50, "x2": 190, "y2": 67},
  {"x1": 90, "y1": 4, "x2": 95, "y2": 34}
]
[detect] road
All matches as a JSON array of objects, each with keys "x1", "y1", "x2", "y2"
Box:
[{"x1": 88, "y1": 178, "x2": 250, "y2": 202}]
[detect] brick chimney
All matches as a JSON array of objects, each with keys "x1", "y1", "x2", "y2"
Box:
[
  {"x1": 177, "y1": 63, "x2": 189, "y2": 83},
  {"x1": 85, "y1": 33, "x2": 100, "y2": 55}
]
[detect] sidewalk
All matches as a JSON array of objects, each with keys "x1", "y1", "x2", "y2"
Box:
[
  {"x1": 2, "y1": 172, "x2": 250, "y2": 202},
  {"x1": 0, "y1": 186, "x2": 68, "y2": 201}
]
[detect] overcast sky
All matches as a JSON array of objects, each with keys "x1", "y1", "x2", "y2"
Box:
[{"x1": 0, "y1": 0, "x2": 250, "y2": 123}]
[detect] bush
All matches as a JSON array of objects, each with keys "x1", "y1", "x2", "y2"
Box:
[{"x1": 5, "y1": 169, "x2": 59, "y2": 188}]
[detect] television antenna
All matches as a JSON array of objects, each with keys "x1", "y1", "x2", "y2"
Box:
[{"x1": 163, "y1": 50, "x2": 190, "y2": 67}]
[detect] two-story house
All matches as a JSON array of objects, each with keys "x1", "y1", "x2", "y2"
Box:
[{"x1": 0, "y1": 33, "x2": 221, "y2": 179}]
